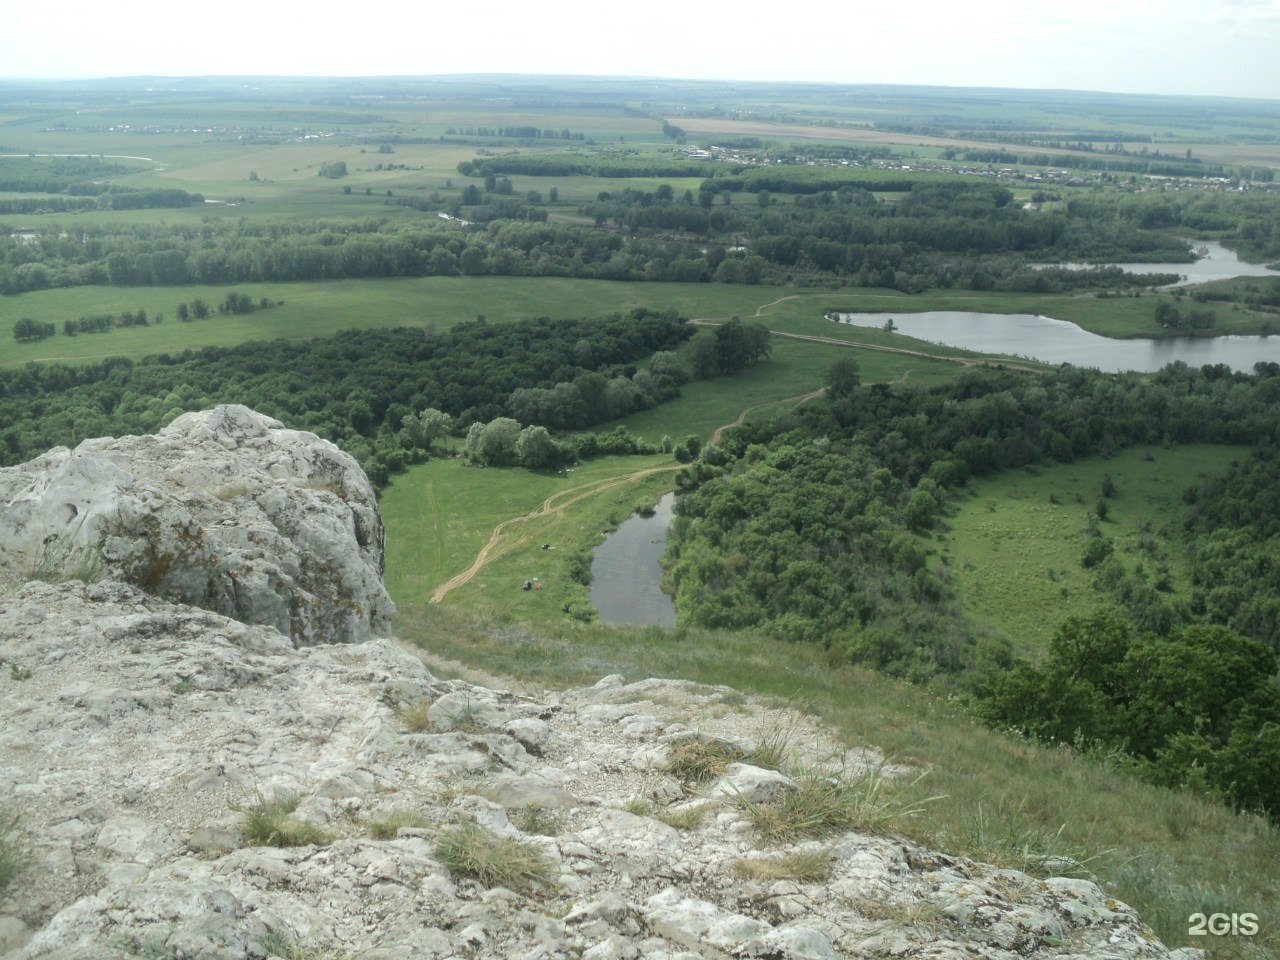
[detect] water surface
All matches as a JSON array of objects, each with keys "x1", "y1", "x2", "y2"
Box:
[
  {"x1": 1041, "y1": 239, "x2": 1277, "y2": 286},
  {"x1": 588, "y1": 492, "x2": 677, "y2": 627},
  {"x1": 834, "y1": 312, "x2": 1280, "y2": 373}
]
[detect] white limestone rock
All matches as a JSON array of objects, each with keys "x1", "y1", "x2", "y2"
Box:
[{"x1": 0, "y1": 404, "x2": 392, "y2": 646}]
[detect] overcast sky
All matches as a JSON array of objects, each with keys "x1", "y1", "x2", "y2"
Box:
[{"x1": 3, "y1": 0, "x2": 1277, "y2": 100}]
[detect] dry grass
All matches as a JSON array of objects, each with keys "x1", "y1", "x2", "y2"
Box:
[
  {"x1": 665, "y1": 737, "x2": 745, "y2": 784},
  {"x1": 396, "y1": 699, "x2": 433, "y2": 733},
  {"x1": 732, "y1": 848, "x2": 832, "y2": 883},
  {"x1": 434, "y1": 821, "x2": 557, "y2": 895}
]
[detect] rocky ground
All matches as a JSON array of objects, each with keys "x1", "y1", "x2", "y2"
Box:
[
  {"x1": 0, "y1": 580, "x2": 1198, "y2": 960},
  {"x1": 0, "y1": 408, "x2": 1199, "y2": 959}
]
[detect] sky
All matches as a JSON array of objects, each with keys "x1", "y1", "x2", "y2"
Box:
[{"x1": 2, "y1": 0, "x2": 1278, "y2": 100}]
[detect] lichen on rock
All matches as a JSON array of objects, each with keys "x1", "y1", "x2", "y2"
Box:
[{"x1": 0, "y1": 404, "x2": 393, "y2": 646}]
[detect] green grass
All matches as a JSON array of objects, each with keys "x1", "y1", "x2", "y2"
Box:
[
  {"x1": 391, "y1": 604, "x2": 1279, "y2": 956},
  {"x1": 238, "y1": 793, "x2": 331, "y2": 848},
  {"x1": 940, "y1": 444, "x2": 1248, "y2": 655},
  {"x1": 0, "y1": 812, "x2": 24, "y2": 894},
  {"x1": 380, "y1": 452, "x2": 677, "y2": 622},
  {"x1": 7, "y1": 276, "x2": 1240, "y2": 370},
  {"x1": 367, "y1": 809, "x2": 430, "y2": 840}
]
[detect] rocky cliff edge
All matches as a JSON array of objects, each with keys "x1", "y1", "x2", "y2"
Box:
[
  {"x1": 0, "y1": 410, "x2": 1197, "y2": 960},
  {"x1": 0, "y1": 405, "x2": 393, "y2": 646}
]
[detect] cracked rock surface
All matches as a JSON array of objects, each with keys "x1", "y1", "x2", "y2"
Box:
[{"x1": 0, "y1": 405, "x2": 392, "y2": 646}]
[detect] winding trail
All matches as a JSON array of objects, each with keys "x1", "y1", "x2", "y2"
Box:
[
  {"x1": 429, "y1": 388, "x2": 824, "y2": 604},
  {"x1": 429, "y1": 464, "x2": 680, "y2": 603},
  {"x1": 426, "y1": 296, "x2": 1046, "y2": 605}
]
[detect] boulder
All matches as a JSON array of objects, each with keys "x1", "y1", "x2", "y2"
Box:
[{"x1": 0, "y1": 405, "x2": 392, "y2": 645}]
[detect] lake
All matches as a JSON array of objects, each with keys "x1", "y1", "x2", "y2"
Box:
[
  {"x1": 1040, "y1": 239, "x2": 1278, "y2": 286},
  {"x1": 831, "y1": 311, "x2": 1280, "y2": 373},
  {"x1": 588, "y1": 492, "x2": 677, "y2": 627}
]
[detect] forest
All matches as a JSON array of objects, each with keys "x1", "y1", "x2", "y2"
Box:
[
  {"x1": 662, "y1": 359, "x2": 1280, "y2": 816},
  {"x1": 6, "y1": 174, "x2": 1279, "y2": 297},
  {"x1": 0, "y1": 309, "x2": 711, "y2": 485}
]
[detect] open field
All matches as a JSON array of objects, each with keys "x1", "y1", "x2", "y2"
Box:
[
  {"x1": 8, "y1": 277, "x2": 1241, "y2": 369},
  {"x1": 939, "y1": 444, "x2": 1249, "y2": 656},
  {"x1": 382, "y1": 452, "x2": 675, "y2": 621}
]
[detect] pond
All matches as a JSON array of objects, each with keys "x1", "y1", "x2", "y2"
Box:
[
  {"x1": 588, "y1": 492, "x2": 677, "y2": 627},
  {"x1": 832, "y1": 312, "x2": 1280, "y2": 373},
  {"x1": 1039, "y1": 239, "x2": 1279, "y2": 286}
]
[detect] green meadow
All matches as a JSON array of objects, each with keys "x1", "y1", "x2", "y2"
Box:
[
  {"x1": 7, "y1": 277, "x2": 1213, "y2": 369},
  {"x1": 939, "y1": 444, "x2": 1250, "y2": 656}
]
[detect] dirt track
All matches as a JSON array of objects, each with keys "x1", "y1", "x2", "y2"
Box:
[{"x1": 429, "y1": 389, "x2": 824, "y2": 603}]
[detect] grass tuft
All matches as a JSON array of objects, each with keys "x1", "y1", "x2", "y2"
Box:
[
  {"x1": 395, "y1": 699, "x2": 433, "y2": 733},
  {"x1": 434, "y1": 820, "x2": 557, "y2": 895},
  {"x1": 654, "y1": 805, "x2": 710, "y2": 831},
  {"x1": 665, "y1": 737, "x2": 745, "y2": 785},
  {"x1": 367, "y1": 808, "x2": 430, "y2": 840},
  {"x1": 513, "y1": 804, "x2": 563, "y2": 837},
  {"x1": 0, "y1": 813, "x2": 26, "y2": 894},
  {"x1": 239, "y1": 793, "x2": 332, "y2": 848},
  {"x1": 732, "y1": 848, "x2": 832, "y2": 883},
  {"x1": 732, "y1": 766, "x2": 940, "y2": 843}
]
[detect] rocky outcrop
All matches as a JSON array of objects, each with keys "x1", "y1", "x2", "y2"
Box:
[
  {"x1": 0, "y1": 405, "x2": 392, "y2": 646},
  {"x1": 0, "y1": 581, "x2": 1196, "y2": 960}
]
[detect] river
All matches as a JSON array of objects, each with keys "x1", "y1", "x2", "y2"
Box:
[
  {"x1": 1040, "y1": 239, "x2": 1278, "y2": 286},
  {"x1": 588, "y1": 492, "x2": 677, "y2": 627},
  {"x1": 831, "y1": 311, "x2": 1280, "y2": 373}
]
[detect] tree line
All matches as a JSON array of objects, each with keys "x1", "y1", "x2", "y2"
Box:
[
  {"x1": 0, "y1": 309, "x2": 694, "y2": 488},
  {"x1": 4, "y1": 178, "x2": 1275, "y2": 297}
]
